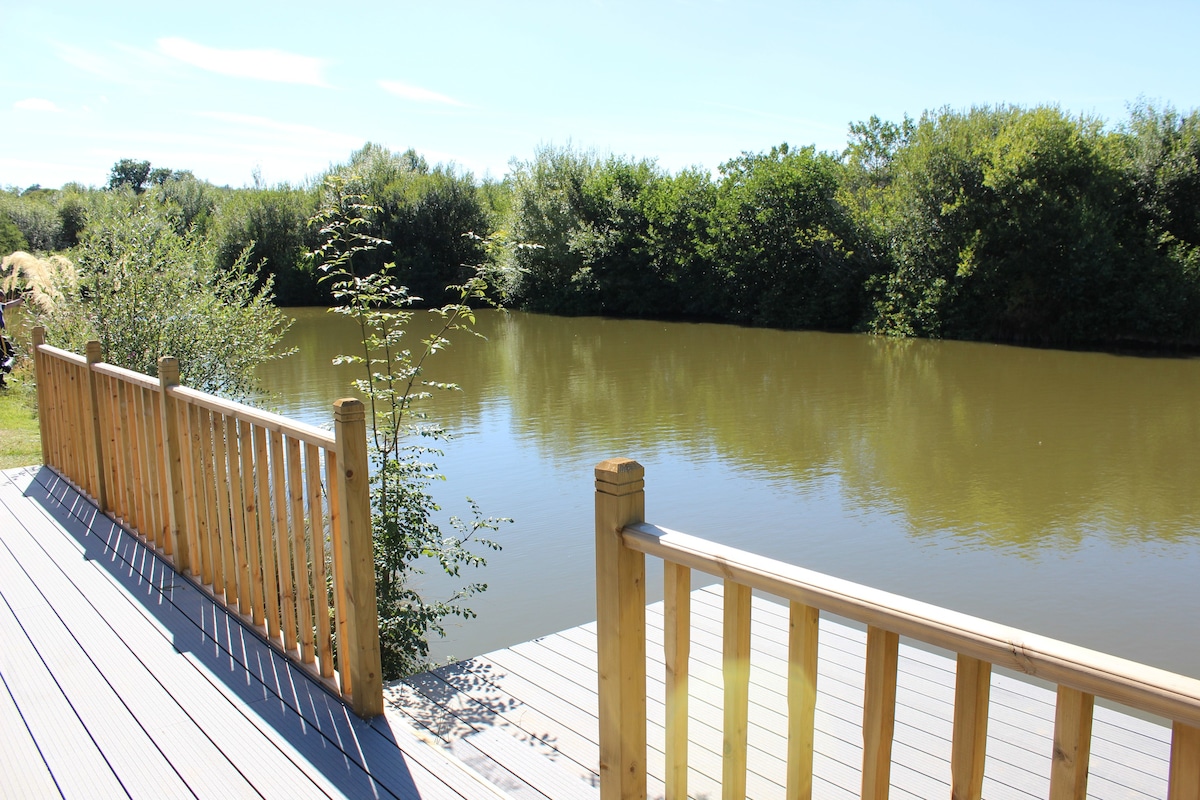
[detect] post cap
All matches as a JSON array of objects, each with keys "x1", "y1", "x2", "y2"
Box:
[{"x1": 595, "y1": 458, "x2": 644, "y2": 495}]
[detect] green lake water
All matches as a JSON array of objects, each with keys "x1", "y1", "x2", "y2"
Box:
[{"x1": 258, "y1": 308, "x2": 1200, "y2": 677}]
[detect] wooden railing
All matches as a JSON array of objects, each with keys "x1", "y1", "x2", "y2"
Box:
[
  {"x1": 31, "y1": 328, "x2": 383, "y2": 717},
  {"x1": 595, "y1": 457, "x2": 1200, "y2": 800}
]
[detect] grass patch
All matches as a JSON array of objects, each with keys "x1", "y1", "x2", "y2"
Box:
[{"x1": 0, "y1": 364, "x2": 41, "y2": 469}]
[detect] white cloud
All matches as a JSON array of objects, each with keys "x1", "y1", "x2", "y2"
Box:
[
  {"x1": 378, "y1": 80, "x2": 465, "y2": 107},
  {"x1": 157, "y1": 37, "x2": 328, "y2": 87},
  {"x1": 14, "y1": 98, "x2": 62, "y2": 112}
]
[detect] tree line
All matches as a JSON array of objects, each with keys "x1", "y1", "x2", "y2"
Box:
[{"x1": 4, "y1": 101, "x2": 1199, "y2": 348}]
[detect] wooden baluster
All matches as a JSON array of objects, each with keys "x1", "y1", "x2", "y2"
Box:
[
  {"x1": 65, "y1": 361, "x2": 83, "y2": 485},
  {"x1": 664, "y1": 561, "x2": 690, "y2": 800},
  {"x1": 128, "y1": 382, "x2": 148, "y2": 534},
  {"x1": 595, "y1": 458, "x2": 647, "y2": 800},
  {"x1": 306, "y1": 442, "x2": 333, "y2": 678},
  {"x1": 240, "y1": 420, "x2": 266, "y2": 627},
  {"x1": 787, "y1": 602, "x2": 819, "y2": 800},
  {"x1": 85, "y1": 342, "x2": 108, "y2": 510},
  {"x1": 140, "y1": 386, "x2": 165, "y2": 550},
  {"x1": 157, "y1": 358, "x2": 190, "y2": 572},
  {"x1": 198, "y1": 408, "x2": 224, "y2": 595},
  {"x1": 287, "y1": 434, "x2": 315, "y2": 666},
  {"x1": 151, "y1": 387, "x2": 170, "y2": 553},
  {"x1": 951, "y1": 655, "x2": 991, "y2": 800},
  {"x1": 253, "y1": 425, "x2": 280, "y2": 641},
  {"x1": 1169, "y1": 722, "x2": 1200, "y2": 799},
  {"x1": 862, "y1": 625, "x2": 899, "y2": 800},
  {"x1": 182, "y1": 402, "x2": 208, "y2": 584},
  {"x1": 723, "y1": 579, "x2": 752, "y2": 800},
  {"x1": 31, "y1": 328, "x2": 50, "y2": 466},
  {"x1": 1049, "y1": 686, "x2": 1093, "y2": 800},
  {"x1": 270, "y1": 429, "x2": 298, "y2": 654},
  {"x1": 118, "y1": 380, "x2": 138, "y2": 525},
  {"x1": 332, "y1": 398, "x2": 381, "y2": 717},
  {"x1": 326, "y1": 446, "x2": 349, "y2": 693},
  {"x1": 225, "y1": 416, "x2": 251, "y2": 616},
  {"x1": 212, "y1": 414, "x2": 238, "y2": 605}
]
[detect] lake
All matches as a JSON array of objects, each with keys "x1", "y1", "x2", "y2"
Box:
[{"x1": 257, "y1": 308, "x2": 1200, "y2": 678}]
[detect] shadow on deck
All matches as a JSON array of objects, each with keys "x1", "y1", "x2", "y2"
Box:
[{"x1": 0, "y1": 465, "x2": 504, "y2": 799}]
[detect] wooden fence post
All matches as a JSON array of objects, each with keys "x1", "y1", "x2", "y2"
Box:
[
  {"x1": 85, "y1": 342, "x2": 109, "y2": 512},
  {"x1": 31, "y1": 327, "x2": 49, "y2": 466},
  {"x1": 157, "y1": 357, "x2": 190, "y2": 574},
  {"x1": 333, "y1": 398, "x2": 383, "y2": 718},
  {"x1": 595, "y1": 457, "x2": 647, "y2": 800}
]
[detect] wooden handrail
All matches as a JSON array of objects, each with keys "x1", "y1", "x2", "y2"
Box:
[
  {"x1": 31, "y1": 329, "x2": 383, "y2": 718},
  {"x1": 622, "y1": 520, "x2": 1200, "y2": 727},
  {"x1": 597, "y1": 459, "x2": 1200, "y2": 800}
]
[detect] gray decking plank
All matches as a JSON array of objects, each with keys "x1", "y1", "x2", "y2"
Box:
[
  {"x1": 382, "y1": 679, "x2": 558, "y2": 800},
  {"x1": 0, "y1": 668, "x2": 62, "y2": 800},
  {"x1": 1, "y1": 472, "x2": 360, "y2": 800},
  {"x1": 0, "y1": 589, "x2": 127, "y2": 798},
  {"x1": 14, "y1": 467, "x2": 507, "y2": 800}
]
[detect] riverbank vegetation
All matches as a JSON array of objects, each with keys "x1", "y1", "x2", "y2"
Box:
[{"x1": 4, "y1": 101, "x2": 1200, "y2": 349}]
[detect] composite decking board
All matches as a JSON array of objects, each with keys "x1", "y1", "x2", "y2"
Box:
[
  {"x1": 493, "y1": 634, "x2": 872, "y2": 800},
  {"x1": 4, "y1": 469, "x2": 496, "y2": 800},
  {"x1": 0, "y1": 490, "x2": 263, "y2": 798},
  {"x1": 430, "y1": 583, "x2": 1170, "y2": 799},
  {"x1": 28, "y1": 469, "x2": 516, "y2": 800},
  {"x1": 678, "y1": 585, "x2": 1170, "y2": 794},
  {"x1": 20, "y1": 468, "x2": 518, "y2": 800},
  {"x1": 382, "y1": 680, "x2": 556, "y2": 800},
  {"x1": 0, "y1": 475, "x2": 338, "y2": 800},
  {"x1": 0, "y1": 579, "x2": 128, "y2": 798},
  {"x1": 400, "y1": 670, "x2": 592, "y2": 798},
  {"x1": 0, "y1": 666, "x2": 62, "y2": 800},
  {"x1": 422, "y1": 661, "x2": 604, "y2": 783},
  {"x1": 734, "y1": 584, "x2": 1174, "y2": 758}
]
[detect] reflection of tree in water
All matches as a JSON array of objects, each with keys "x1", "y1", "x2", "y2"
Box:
[{"x1": 269, "y1": 309, "x2": 1200, "y2": 553}]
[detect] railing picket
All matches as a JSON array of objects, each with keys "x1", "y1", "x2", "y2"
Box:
[
  {"x1": 1169, "y1": 722, "x2": 1200, "y2": 799},
  {"x1": 239, "y1": 420, "x2": 266, "y2": 627},
  {"x1": 253, "y1": 425, "x2": 280, "y2": 640},
  {"x1": 143, "y1": 386, "x2": 166, "y2": 551},
  {"x1": 287, "y1": 435, "x2": 316, "y2": 666},
  {"x1": 722, "y1": 578, "x2": 752, "y2": 800},
  {"x1": 31, "y1": 345, "x2": 384, "y2": 718},
  {"x1": 326, "y1": 446, "x2": 349, "y2": 692},
  {"x1": 664, "y1": 561, "x2": 690, "y2": 800},
  {"x1": 212, "y1": 413, "x2": 239, "y2": 606},
  {"x1": 224, "y1": 415, "x2": 252, "y2": 617},
  {"x1": 951, "y1": 655, "x2": 991, "y2": 800},
  {"x1": 270, "y1": 429, "x2": 298, "y2": 654},
  {"x1": 1049, "y1": 685, "x2": 1093, "y2": 800},
  {"x1": 198, "y1": 408, "x2": 223, "y2": 594},
  {"x1": 862, "y1": 625, "x2": 899, "y2": 800},
  {"x1": 130, "y1": 383, "x2": 150, "y2": 534},
  {"x1": 786, "y1": 601, "x2": 819, "y2": 800},
  {"x1": 180, "y1": 401, "x2": 206, "y2": 583},
  {"x1": 306, "y1": 443, "x2": 334, "y2": 679}
]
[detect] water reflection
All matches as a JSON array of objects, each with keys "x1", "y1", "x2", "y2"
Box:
[{"x1": 259, "y1": 309, "x2": 1200, "y2": 673}]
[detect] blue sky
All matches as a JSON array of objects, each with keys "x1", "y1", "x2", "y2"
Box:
[{"x1": 3, "y1": 0, "x2": 1198, "y2": 189}]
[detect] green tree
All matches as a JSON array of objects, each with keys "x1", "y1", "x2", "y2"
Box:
[
  {"x1": 309, "y1": 175, "x2": 508, "y2": 677},
  {"x1": 713, "y1": 144, "x2": 867, "y2": 329},
  {"x1": 107, "y1": 159, "x2": 152, "y2": 194},
  {"x1": 35, "y1": 198, "x2": 289, "y2": 397},
  {"x1": 0, "y1": 213, "x2": 28, "y2": 257},
  {"x1": 323, "y1": 144, "x2": 490, "y2": 307},
  {"x1": 213, "y1": 185, "x2": 319, "y2": 305}
]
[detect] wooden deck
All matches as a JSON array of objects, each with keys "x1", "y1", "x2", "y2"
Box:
[
  {"x1": 1, "y1": 463, "x2": 1179, "y2": 800},
  {"x1": 392, "y1": 589, "x2": 1175, "y2": 799},
  {"x1": 0, "y1": 465, "x2": 506, "y2": 800}
]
